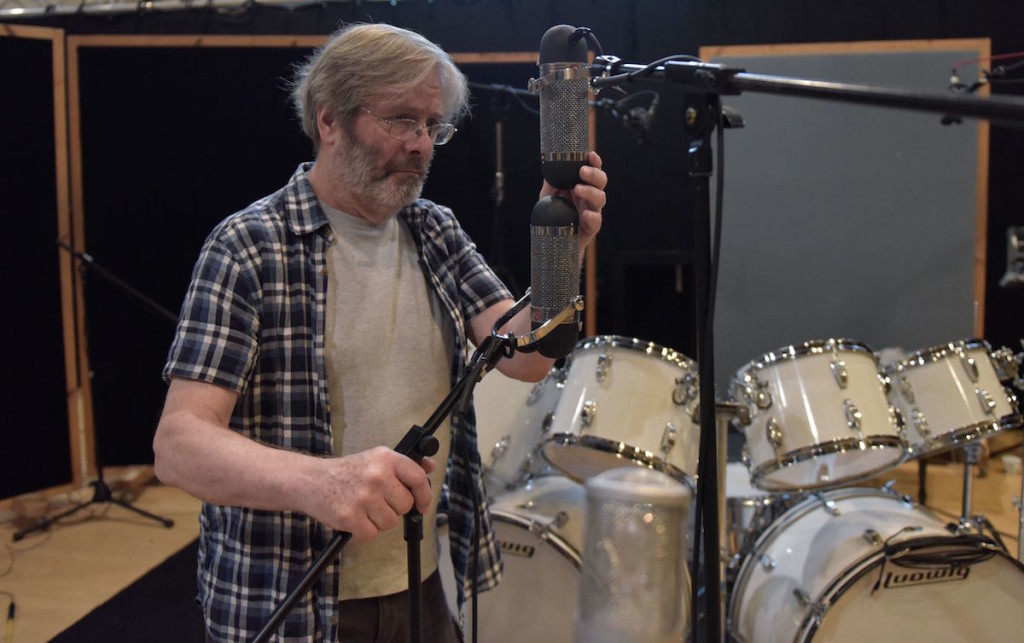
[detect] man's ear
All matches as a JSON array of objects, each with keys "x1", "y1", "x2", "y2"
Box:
[{"x1": 316, "y1": 106, "x2": 339, "y2": 148}]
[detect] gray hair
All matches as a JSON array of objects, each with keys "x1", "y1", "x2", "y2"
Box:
[{"x1": 291, "y1": 23, "x2": 470, "y2": 152}]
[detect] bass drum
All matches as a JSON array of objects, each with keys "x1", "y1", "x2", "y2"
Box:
[
  {"x1": 438, "y1": 476, "x2": 585, "y2": 643},
  {"x1": 729, "y1": 488, "x2": 1024, "y2": 643}
]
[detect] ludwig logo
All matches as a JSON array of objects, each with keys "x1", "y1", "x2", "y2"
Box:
[
  {"x1": 498, "y1": 540, "x2": 536, "y2": 558},
  {"x1": 882, "y1": 566, "x2": 970, "y2": 589}
]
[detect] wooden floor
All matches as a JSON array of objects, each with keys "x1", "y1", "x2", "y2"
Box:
[
  {"x1": 0, "y1": 475, "x2": 202, "y2": 642},
  {"x1": 1, "y1": 452, "x2": 1022, "y2": 642}
]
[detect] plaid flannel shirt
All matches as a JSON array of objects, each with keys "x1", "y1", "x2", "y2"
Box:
[{"x1": 163, "y1": 163, "x2": 509, "y2": 642}]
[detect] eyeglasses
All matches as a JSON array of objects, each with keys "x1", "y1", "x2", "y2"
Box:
[{"x1": 359, "y1": 106, "x2": 457, "y2": 146}]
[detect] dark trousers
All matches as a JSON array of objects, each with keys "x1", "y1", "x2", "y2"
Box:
[{"x1": 337, "y1": 570, "x2": 462, "y2": 643}]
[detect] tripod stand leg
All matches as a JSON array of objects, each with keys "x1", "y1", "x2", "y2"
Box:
[
  {"x1": 12, "y1": 499, "x2": 95, "y2": 542},
  {"x1": 107, "y1": 497, "x2": 175, "y2": 528},
  {"x1": 11, "y1": 477, "x2": 175, "y2": 542}
]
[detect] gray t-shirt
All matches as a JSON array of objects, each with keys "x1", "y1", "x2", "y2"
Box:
[{"x1": 322, "y1": 202, "x2": 453, "y2": 599}]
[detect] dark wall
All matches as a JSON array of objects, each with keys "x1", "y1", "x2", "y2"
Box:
[
  {"x1": 1, "y1": 37, "x2": 72, "y2": 498},
  {"x1": 4, "y1": 0, "x2": 1023, "y2": 474}
]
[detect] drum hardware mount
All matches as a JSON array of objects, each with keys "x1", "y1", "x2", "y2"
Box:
[
  {"x1": 909, "y1": 408, "x2": 931, "y2": 440},
  {"x1": 878, "y1": 480, "x2": 916, "y2": 506},
  {"x1": 975, "y1": 386, "x2": 997, "y2": 415},
  {"x1": 661, "y1": 422, "x2": 678, "y2": 455},
  {"x1": 673, "y1": 372, "x2": 699, "y2": 405},
  {"x1": 958, "y1": 346, "x2": 980, "y2": 383},
  {"x1": 830, "y1": 360, "x2": 848, "y2": 388},
  {"x1": 526, "y1": 381, "x2": 545, "y2": 405},
  {"x1": 580, "y1": 399, "x2": 597, "y2": 427},
  {"x1": 808, "y1": 493, "x2": 840, "y2": 516},
  {"x1": 541, "y1": 412, "x2": 555, "y2": 433},
  {"x1": 594, "y1": 352, "x2": 611, "y2": 382},
  {"x1": 842, "y1": 399, "x2": 862, "y2": 431},
  {"x1": 490, "y1": 435, "x2": 510, "y2": 464},
  {"x1": 791, "y1": 588, "x2": 826, "y2": 624},
  {"x1": 896, "y1": 372, "x2": 915, "y2": 403},
  {"x1": 766, "y1": 418, "x2": 784, "y2": 452},
  {"x1": 526, "y1": 510, "x2": 571, "y2": 538}
]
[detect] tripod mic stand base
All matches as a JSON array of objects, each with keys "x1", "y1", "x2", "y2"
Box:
[{"x1": 12, "y1": 478, "x2": 174, "y2": 542}]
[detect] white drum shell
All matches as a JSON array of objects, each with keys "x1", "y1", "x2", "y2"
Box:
[
  {"x1": 885, "y1": 339, "x2": 1021, "y2": 458},
  {"x1": 439, "y1": 476, "x2": 585, "y2": 643},
  {"x1": 541, "y1": 336, "x2": 701, "y2": 484},
  {"x1": 473, "y1": 363, "x2": 564, "y2": 493},
  {"x1": 729, "y1": 488, "x2": 1024, "y2": 643},
  {"x1": 734, "y1": 340, "x2": 905, "y2": 491}
]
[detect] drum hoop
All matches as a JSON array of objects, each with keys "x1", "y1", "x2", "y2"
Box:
[
  {"x1": 728, "y1": 487, "x2": 919, "y2": 636},
  {"x1": 489, "y1": 507, "x2": 582, "y2": 567},
  {"x1": 883, "y1": 337, "x2": 992, "y2": 374},
  {"x1": 911, "y1": 415, "x2": 1024, "y2": 457},
  {"x1": 737, "y1": 338, "x2": 876, "y2": 377},
  {"x1": 541, "y1": 432, "x2": 696, "y2": 490},
  {"x1": 569, "y1": 335, "x2": 696, "y2": 371},
  {"x1": 748, "y1": 435, "x2": 907, "y2": 492},
  {"x1": 796, "y1": 536, "x2": 1020, "y2": 641}
]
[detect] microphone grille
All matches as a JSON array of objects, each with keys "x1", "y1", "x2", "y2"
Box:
[
  {"x1": 574, "y1": 468, "x2": 692, "y2": 643},
  {"x1": 540, "y1": 72, "x2": 591, "y2": 157},
  {"x1": 530, "y1": 224, "x2": 579, "y2": 313}
]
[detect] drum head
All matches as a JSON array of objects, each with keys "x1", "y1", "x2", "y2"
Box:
[{"x1": 811, "y1": 552, "x2": 1024, "y2": 641}]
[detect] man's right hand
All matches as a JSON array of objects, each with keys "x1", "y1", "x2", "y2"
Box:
[{"x1": 302, "y1": 446, "x2": 435, "y2": 541}]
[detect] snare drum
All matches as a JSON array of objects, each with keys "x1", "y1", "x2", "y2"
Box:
[
  {"x1": 884, "y1": 338, "x2": 1022, "y2": 458},
  {"x1": 732, "y1": 339, "x2": 906, "y2": 491},
  {"x1": 473, "y1": 363, "x2": 564, "y2": 493},
  {"x1": 729, "y1": 488, "x2": 1024, "y2": 643},
  {"x1": 540, "y1": 336, "x2": 701, "y2": 485}
]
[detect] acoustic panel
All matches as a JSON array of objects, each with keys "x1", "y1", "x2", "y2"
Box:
[{"x1": 703, "y1": 41, "x2": 988, "y2": 389}]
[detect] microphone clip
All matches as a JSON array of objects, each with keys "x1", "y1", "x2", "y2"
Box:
[
  {"x1": 490, "y1": 289, "x2": 584, "y2": 353},
  {"x1": 529, "y1": 63, "x2": 591, "y2": 95}
]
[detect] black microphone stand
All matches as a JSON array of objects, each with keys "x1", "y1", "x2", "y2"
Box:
[
  {"x1": 253, "y1": 292, "x2": 582, "y2": 642},
  {"x1": 589, "y1": 54, "x2": 1024, "y2": 643},
  {"x1": 14, "y1": 241, "x2": 176, "y2": 542},
  {"x1": 253, "y1": 338, "x2": 505, "y2": 642}
]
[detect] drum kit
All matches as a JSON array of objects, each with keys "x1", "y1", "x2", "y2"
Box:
[{"x1": 458, "y1": 334, "x2": 1024, "y2": 642}]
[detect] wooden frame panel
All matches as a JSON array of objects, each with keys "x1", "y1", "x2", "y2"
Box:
[{"x1": 0, "y1": 24, "x2": 76, "y2": 499}]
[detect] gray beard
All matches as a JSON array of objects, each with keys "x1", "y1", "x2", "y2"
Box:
[{"x1": 343, "y1": 133, "x2": 433, "y2": 216}]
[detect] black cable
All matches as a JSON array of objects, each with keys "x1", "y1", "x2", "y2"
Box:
[{"x1": 708, "y1": 101, "x2": 726, "y2": 331}]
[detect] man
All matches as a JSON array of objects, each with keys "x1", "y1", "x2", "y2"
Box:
[{"x1": 153, "y1": 22, "x2": 606, "y2": 643}]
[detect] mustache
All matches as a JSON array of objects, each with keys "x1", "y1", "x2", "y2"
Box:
[{"x1": 389, "y1": 159, "x2": 430, "y2": 174}]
